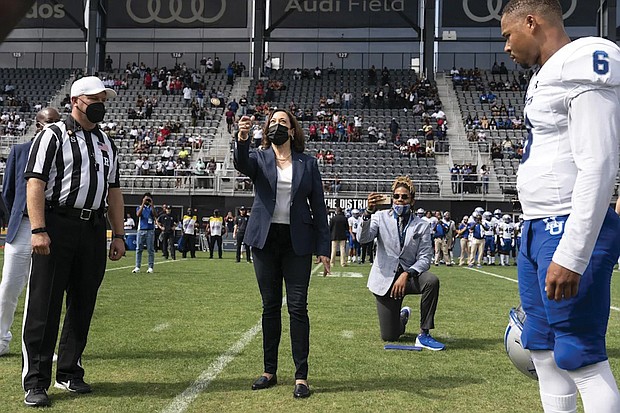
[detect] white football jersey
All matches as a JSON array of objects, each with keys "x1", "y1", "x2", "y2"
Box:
[
  {"x1": 498, "y1": 222, "x2": 515, "y2": 240},
  {"x1": 518, "y1": 37, "x2": 620, "y2": 274},
  {"x1": 348, "y1": 216, "x2": 363, "y2": 235},
  {"x1": 482, "y1": 219, "x2": 494, "y2": 236}
]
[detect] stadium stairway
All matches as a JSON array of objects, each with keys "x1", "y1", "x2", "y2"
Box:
[
  {"x1": 435, "y1": 72, "x2": 503, "y2": 199},
  {"x1": 206, "y1": 76, "x2": 252, "y2": 163}
]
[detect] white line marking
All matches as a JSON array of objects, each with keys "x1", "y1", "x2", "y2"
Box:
[
  {"x1": 323, "y1": 271, "x2": 364, "y2": 278},
  {"x1": 106, "y1": 258, "x2": 187, "y2": 272},
  {"x1": 162, "y1": 297, "x2": 286, "y2": 413},
  {"x1": 341, "y1": 330, "x2": 354, "y2": 339},
  {"x1": 466, "y1": 267, "x2": 517, "y2": 283},
  {"x1": 152, "y1": 323, "x2": 171, "y2": 332},
  {"x1": 161, "y1": 320, "x2": 262, "y2": 413},
  {"x1": 467, "y1": 267, "x2": 620, "y2": 312}
]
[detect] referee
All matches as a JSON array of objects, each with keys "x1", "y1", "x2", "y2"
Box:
[{"x1": 21, "y1": 76, "x2": 126, "y2": 407}]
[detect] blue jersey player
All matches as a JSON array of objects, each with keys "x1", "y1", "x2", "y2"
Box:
[{"x1": 502, "y1": 0, "x2": 620, "y2": 411}]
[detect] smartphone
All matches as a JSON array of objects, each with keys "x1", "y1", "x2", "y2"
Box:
[{"x1": 375, "y1": 194, "x2": 392, "y2": 210}]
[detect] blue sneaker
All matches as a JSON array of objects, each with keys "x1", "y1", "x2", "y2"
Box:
[
  {"x1": 415, "y1": 333, "x2": 445, "y2": 351},
  {"x1": 400, "y1": 306, "x2": 411, "y2": 328}
]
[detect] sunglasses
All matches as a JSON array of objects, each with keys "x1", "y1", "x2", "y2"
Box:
[{"x1": 392, "y1": 194, "x2": 410, "y2": 200}]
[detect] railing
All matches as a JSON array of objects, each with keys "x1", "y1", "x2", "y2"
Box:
[{"x1": 117, "y1": 174, "x2": 443, "y2": 199}]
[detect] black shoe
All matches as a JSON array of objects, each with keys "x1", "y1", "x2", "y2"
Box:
[
  {"x1": 54, "y1": 378, "x2": 92, "y2": 394},
  {"x1": 293, "y1": 383, "x2": 310, "y2": 398},
  {"x1": 24, "y1": 388, "x2": 50, "y2": 407},
  {"x1": 251, "y1": 374, "x2": 277, "y2": 390}
]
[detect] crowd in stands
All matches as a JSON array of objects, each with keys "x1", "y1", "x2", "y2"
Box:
[{"x1": 449, "y1": 163, "x2": 490, "y2": 195}]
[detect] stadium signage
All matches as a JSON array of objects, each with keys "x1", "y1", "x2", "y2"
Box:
[
  {"x1": 284, "y1": 0, "x2": 404, "y2": 13},
  {"x1": 271, "y1": 0, "x2": 417, "y2": 28},
  {"x1": 443, "y1": 0, "x2": 594, "y2": 27},
  {"x1": 107, "y1": 0, "x2": 248, "y2": 28},
  {"x1": 325, "y1": 198, "x2": 368, "y2": 210},
  {"x1": 15, "y1": 1, "x2": 84, "y2": 28}
]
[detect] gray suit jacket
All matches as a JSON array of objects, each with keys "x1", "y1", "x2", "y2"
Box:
[{"x1": 358, "y1": 210, "x2": 432, "y2": 296}]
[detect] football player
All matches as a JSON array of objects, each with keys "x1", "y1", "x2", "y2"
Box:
[
  {"x1": 502, "y1": 0, "x2": 620, "y2": 411},
  {"x1": 497, "y1": 215, "x2": 515, "y2": 266},
  {"x1": 481, "y1": 211, "x2": 496, "y2": 265}
]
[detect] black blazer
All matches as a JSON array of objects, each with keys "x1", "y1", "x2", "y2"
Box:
[{"x1": 234, "y1": 138, "x2": 330, "y2": 257}]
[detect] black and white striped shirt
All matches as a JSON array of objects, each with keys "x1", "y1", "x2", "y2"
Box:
[{"x1": 24, "y1": 117, "x2": 120, "y2": 210}]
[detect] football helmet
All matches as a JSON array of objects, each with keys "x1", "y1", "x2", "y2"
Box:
[
  {"x1": 474, "y1": 207, "x2": 484, "y2": 215},
  {"x1": 518, "y1": 214, "x2": 524, "y2": 222},
  {"x1": 483, "y1": 211, "x2": 492, "y2": 220},
  {"x1": 502, "y1": 214, "x2": 511, "y2": 223},
  {"x1": 494, "y1": 208, "x2": 502, "y2": 218},
  {"x1": 504, "y1": 305, "x2": 538, "y2": 380},
  {"x1": 416, "y1": 208, "x2": 425, "y2": 217}
]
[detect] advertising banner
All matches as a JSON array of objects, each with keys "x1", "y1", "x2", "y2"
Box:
[
  {"x1": 442, "y1": 0, "x2": 597, "y2": 27},
  {"x1": 270, "y1": 0, "x2": 419, "y2": 28}
]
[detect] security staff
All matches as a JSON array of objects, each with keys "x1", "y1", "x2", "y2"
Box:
[
  {"x1": 157, "y1": 205, "x2": 177, "y2": 260},
  {"x1": 233, "y1": 206, "x2": 251, "y2": 263},
  {"x1": 21, "y1": 76, "x2": 125, "y2": 408},
  {"x1": 0, "y1": 108, "x2": 60, "y2": 358}
]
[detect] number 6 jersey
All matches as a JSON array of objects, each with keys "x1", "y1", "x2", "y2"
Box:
[{"x1": 518, "y1": 37, "x2": 620, "y2": 274}]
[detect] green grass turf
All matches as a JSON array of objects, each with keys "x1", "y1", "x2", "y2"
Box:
[{"x1": 0, "y1": 251, "x2": 619, "y2": 412}]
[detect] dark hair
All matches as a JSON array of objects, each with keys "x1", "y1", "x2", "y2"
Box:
[
  {"x1": 261, "y1": 109, "x2": 305, "y2": 153},
  {"x1": 502, "y1": 0, "x2": 562, "y2": 22}
]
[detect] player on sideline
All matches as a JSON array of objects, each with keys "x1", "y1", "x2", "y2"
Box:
[{"x1": 501, "y1": 1, "x2": 620, "y2": 412}]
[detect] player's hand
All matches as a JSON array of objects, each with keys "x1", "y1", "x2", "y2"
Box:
[
  {"x1": 31, "y1": 233, "x2": 51, "y2": 255},
  {"x1": 237, "y1": 115, "x2": 254, "y2": 141},
  {"x1": 318, "y1": 255, "x2": 331, "y2": 276},
  {"x1": 500, "y1": 239, "x2": 505, "y2": 247},
  {"x1": 390, "y1": 272, "x2": 408, "y2": 299},
  {"x1": 545, "y1": 261, "x2": 580, "y2": 301},
  {"x1": 109, "y1": 238, "x2": 126, "y2": 261}
]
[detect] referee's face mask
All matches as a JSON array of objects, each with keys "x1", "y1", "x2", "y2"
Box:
[{"x1": 76, "y1": 97, "x2": 107, "y2": 124}]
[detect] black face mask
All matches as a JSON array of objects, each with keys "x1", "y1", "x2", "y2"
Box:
[
  {"x1": 267, "y1": 124, "x2": 291, "y2": 146},
  {"x1": 79, "y1": 99, "x2": 106, "y2": 123}
]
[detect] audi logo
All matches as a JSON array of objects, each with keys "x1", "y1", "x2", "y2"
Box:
[
  {"x1": 126, "y1": 0, "x2": 227, "y2": 24},
  {"x1": 462, "y1": 0, "x2": 577, "y2": 23}
]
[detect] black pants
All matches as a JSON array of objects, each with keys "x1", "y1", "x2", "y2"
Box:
[
  {"x1": 361, "y1": 242, "x2": 374, "y2": 263},
  {"x1": 252, "y1": 224, "x2": 311, "y2": 380},
  {"x1": 209, "y1": 235, "x2": 223, "y2": 258},
  {"x1": 374, "y1": 271, "x2": 440, "y2": 341},
  {"x1": 182, "y1": 234, "x2": 196, "y2": 258},
  {"x1": 22, "y1": 211, "x2": 107, "y2": 390},
  {"x1": 161, "y1": 231, "x2": 176, "y2": 259},
  {"x1": 236, "y1": 234, "x2": 251, "y2": 262}
]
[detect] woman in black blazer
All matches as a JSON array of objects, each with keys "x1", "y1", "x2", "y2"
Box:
[{"x1": 235, "y1": 110, "x2": 331, "y2": 398}]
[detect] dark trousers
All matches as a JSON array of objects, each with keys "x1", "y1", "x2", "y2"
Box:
[
  {"x1": 361, "y1": 242, "x2": 374, "y2": 263},
  {"x1": 209, "y1": 235, "x2": 223, "y2": 258},
  {"x1": 236, "y1": 234, "x2": 251, "y2": 262},
  {"x1": 161, "y1": 231, "x2": 176, "y2": 259},
  {"x1": 252, "y1": 224, "x2": 311, "y2": 379},
  {"x1": 182, "y1": 234, "x2": 196, "y2": 258},
  {"x1": 374, "y1": 271, "x2": 440, "y2": 341},
  {"x1": 22, "y1": 212, "x2": 107, "y2": 390}
]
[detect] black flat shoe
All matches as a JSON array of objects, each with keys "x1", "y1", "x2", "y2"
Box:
[
  {"x1": 293, "y1": 383, "x2": 310, "y2": 398},
  {"x1": 251, "y1": 374, "x2": 277, "y2": 390}
]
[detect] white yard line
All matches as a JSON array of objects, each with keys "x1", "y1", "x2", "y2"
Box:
[
  {"x1": 152, "y1": 323, "x2": 171, "y2": 332},
  {"x1": 161, "y1": 297, "x2": 287, "y2": 413},
  {"x1": 466, "y1": 267, "x2": 620, "y2": 312},
  {"x1": 105, "y1": 258, "x2": 187, "y2": 272}
]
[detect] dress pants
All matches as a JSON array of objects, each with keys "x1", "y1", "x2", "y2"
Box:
[
  {"x1": 330, "y1": 240, "x2": 347, "y2": 267},
  {"x1": 236, "y1": 234, "x2": 251, "y2": 262},
  {"x1": 469, "y1": 238, "x2": 485, "y2": 266},
  {"x1": 182, "y1": 233, "x2": 196, "y2": 258},
  {"x1": 22, "y1": 211, "x2": 106, "y2": 390},
  {"x1": 0, "y1": 216, "x2": 31, "y2": 346},
  {"x1": 209, "y1": 235, "x2": 223, "y2": 258},
  {"x1": 459, "y1": 238, "x2": 470, "y2": 265},
  {"x1": 161, "y1": 231, "x2": 176, "y2": 259},
  {"x1": 374, "y1": 271, "x2": 440, "y2": 342},
  {"x1": 252, "y1": 224, "x2": 312, "y2": 380}
]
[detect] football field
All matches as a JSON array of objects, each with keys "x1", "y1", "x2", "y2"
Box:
[{"x1": 1, "y1": 251, "x2": 619, "y2": 412}]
